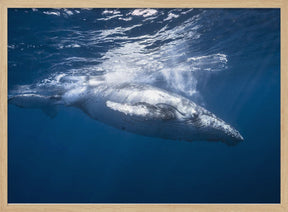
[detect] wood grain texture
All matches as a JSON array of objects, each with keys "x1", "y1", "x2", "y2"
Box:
[
  {"x1": 281, "y1": 0, "x2": 288, "y2": 210},
  {"x1": 0, "y1": 1, "x2": 8, "y2": 212},
  {"x1": 0, "y1": 0, "x2": 287, "y2": 211},
  {"x1": 0, "y1": 0, "x2": 284, "y2": 8},
  {"x1": 1, "y1": 204, "x2": 288, "y2": 212}
]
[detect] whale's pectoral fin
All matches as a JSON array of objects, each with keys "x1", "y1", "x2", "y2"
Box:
[
  {"x1": 8, "y1": 94, "x2": 60, "y2": 118},
  {"x1": 106, "y1": 101, "x2": 177, "y2": 121},
  {"x1": 106, "y1": 101, "x2": 150, "y2": 117}
]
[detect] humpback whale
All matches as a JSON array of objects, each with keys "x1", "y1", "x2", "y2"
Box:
[{"x1": 8, "y1": 76, "x2": 243, "y2": 145}]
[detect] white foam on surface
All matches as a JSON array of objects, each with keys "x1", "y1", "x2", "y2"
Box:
[
  {"x1": 164, "y1": 13, "x2": 179, "y2": 21},
  {"x1": 131, "y1": 9, "x2": 158, "y2": 17},
  {"x1": 43, "y1": 11, "x2": 60, "y2": 16}
]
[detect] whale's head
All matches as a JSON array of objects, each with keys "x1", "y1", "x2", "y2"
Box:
[
  {"x1": 180, "y1": 104, "x2": 244, "y2": 145},
  {"x1": 104, "y1": 84, "x2": 243, "y2": 145}
]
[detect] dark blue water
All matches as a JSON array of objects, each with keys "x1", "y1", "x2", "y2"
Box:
[{"x1": 8, "y1": 8, "x2": 280, "y2": 203}]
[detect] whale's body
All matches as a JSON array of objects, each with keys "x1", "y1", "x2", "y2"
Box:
[{"x1": 9, "y1": 76, "x2": 243, "y2": 145}]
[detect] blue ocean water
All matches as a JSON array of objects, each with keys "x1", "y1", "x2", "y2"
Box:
[{"x1": 8, "y1": 8, "x2": 280, "y2": 203}]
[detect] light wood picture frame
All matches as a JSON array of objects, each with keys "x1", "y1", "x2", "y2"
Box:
[{"x1": 1, "y1": 0, "x2": 287, "y2": 211}]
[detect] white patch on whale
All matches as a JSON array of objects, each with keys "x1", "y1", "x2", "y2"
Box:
[{"x1": 106, "y1": 101, "x2": 150, "y2": 117}]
